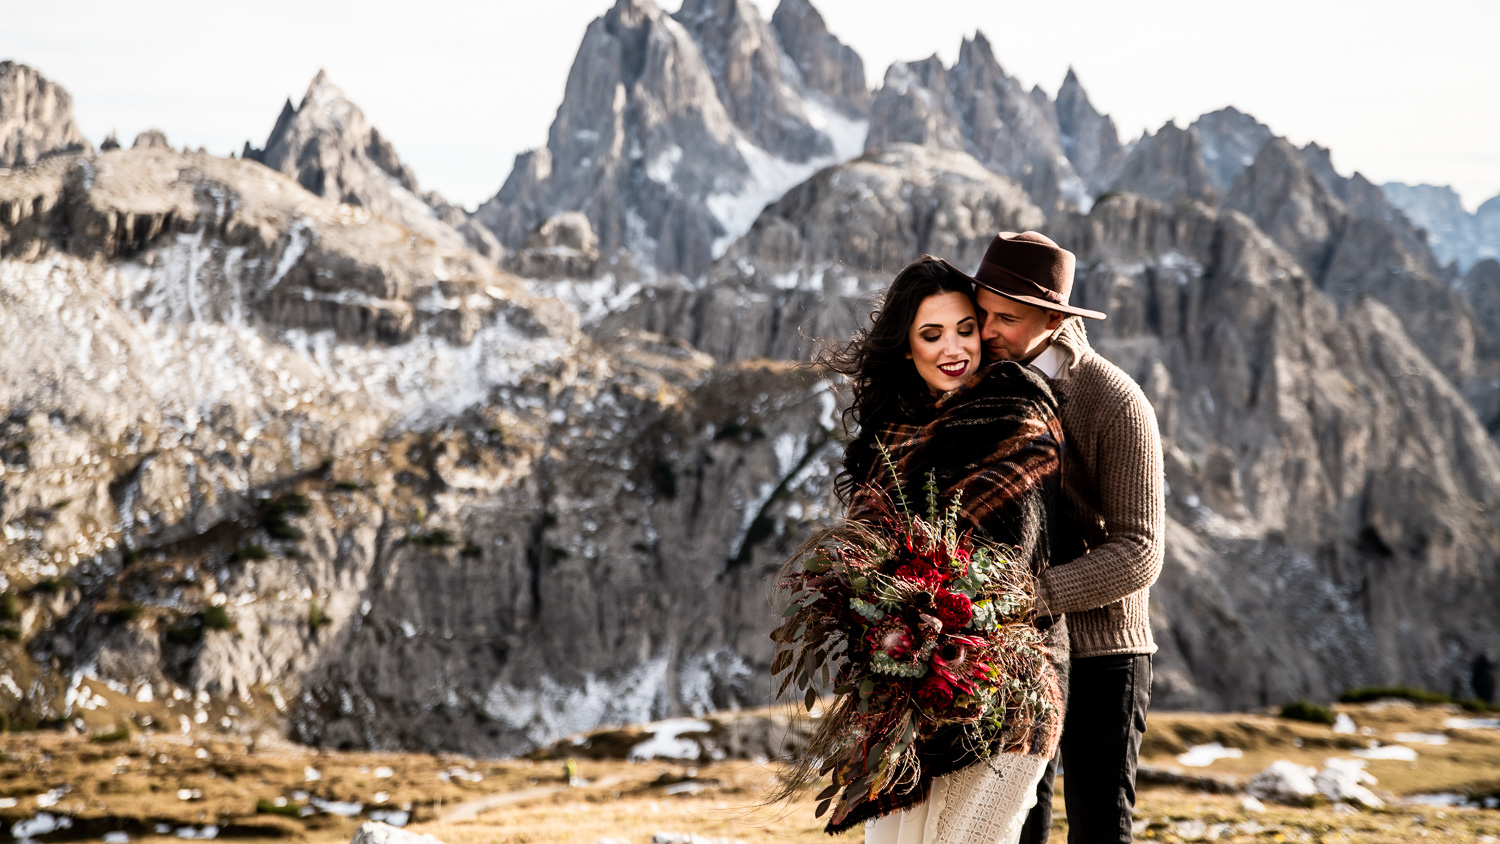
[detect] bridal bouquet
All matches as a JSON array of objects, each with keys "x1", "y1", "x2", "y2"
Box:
[{"x1": 771, "y1": 472, "x2": 1058, "y2": 826}]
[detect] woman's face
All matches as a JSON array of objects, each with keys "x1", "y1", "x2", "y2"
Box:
[{"x1": 907, "y1": 291, "x2": 980, "y2": 395}]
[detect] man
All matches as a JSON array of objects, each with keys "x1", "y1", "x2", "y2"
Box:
[{"x1": 967, "y1": 231, "x2": 1165, "y2": 844}]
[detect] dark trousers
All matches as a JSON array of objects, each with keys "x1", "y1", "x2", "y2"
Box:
[{"x1": 1018, "y1": 654, "x2": 1151, "y2": 844}]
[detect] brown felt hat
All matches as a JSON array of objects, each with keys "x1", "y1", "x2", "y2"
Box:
[{"x1": 970, "y1": 231, "x2": 1105, "y2": 320}]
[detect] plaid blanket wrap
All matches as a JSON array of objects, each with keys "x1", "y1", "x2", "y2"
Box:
[{"x1": 833, "y1": 360, "x2": 1065, "y2": 832}]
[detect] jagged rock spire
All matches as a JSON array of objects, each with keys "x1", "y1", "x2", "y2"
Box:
[
  {"x1": 865, "y1": 32, "x2": 1082, "y2": 213},
  {"x1": 771, "y1": 0, "x2": 868, "y2": 117},
  {"x1": 477, "y1": 0, "x2": 867, "y2": 279},
  {"x1": 673, "y1": 0, "x2": 831, "y2": 162},
  {"x1": 1055, "y1": 67, "x2": 1124, "y2": 195},
  {"x1": 243, "y1": 70, "x2": 500, "y2": 259}
]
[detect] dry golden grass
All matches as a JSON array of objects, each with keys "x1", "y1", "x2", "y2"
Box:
[{"x1": 0, "y1": 700, "x2": 1496, "y2": 843}]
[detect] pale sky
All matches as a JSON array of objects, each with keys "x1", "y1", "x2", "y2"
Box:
[{"x1": 5, "y1": 0, "x2": 1498, "y2": 211}]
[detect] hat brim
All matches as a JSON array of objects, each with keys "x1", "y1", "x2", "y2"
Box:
[
  {"x1": 975, "y1": 283, "x2": 1107, "y2": 320},
  {"x1": 936, "y1": 257, "x2": 1107, "y2": 320}
]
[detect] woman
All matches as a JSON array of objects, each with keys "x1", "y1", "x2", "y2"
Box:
[{"x1": 823, "y1": 256, "x2": 1065, "y2": 844}]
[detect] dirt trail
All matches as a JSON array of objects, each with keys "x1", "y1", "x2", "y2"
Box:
[{"x1": 436, "y1": 774, "x2": 633, "y2": 822}]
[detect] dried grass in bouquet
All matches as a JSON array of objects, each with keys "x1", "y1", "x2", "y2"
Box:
[{"x1": 770, "y1": 455, "x2": 1060, "y2": 833}]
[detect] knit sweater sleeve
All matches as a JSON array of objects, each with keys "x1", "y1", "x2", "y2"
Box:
[{"x1": 1038, "y1": 384, "x2": 1165, "y2": 615}]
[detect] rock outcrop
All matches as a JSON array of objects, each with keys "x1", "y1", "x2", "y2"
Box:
[
  {"x1": 770, "y1": 0, "x2": 869, "y2": 118},
  {"x1": 1109, "y1": 121, "x2": 1217, "y2": 204},
  {"x1": 132, "y1": 129, "x2": 171, "y2": 151},
  {"x1": 673, "y1": 0, "x2": 832, "y2": 162},
  {"x1": 0, "y1": 141, "x2": 840, "y2": 755},
  {"x1": 0, "y1": 61, "x2": 92, "y2": 167},
  {"x1": 1190, "y1": 107, "x2": 1274, "y2": 194},
  {"x1": 243, "y1": 72, "x2": 501, "y2": 261},
  {"x1": 1224, "y1": 138, "x2": 1492, "y2": 387},
  {"x1": 865, "y1": 34, "x2": 1083, "y2": 213},
  {"x1": 1054, "y1": 68, "x2": 1125, "y2": 197},
  {"x1": 475, "y1": 0, "x2": 867, "y2": 280}
]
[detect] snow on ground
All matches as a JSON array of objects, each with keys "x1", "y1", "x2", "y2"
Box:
[
  {"x1": 705, "y1": 109, "x2": 868, "y2": 261},
  {"x1": 1351, "y1": 744, "x2": 1419, "y2": 762},
  {"x1": 1176, "y1": 742, "x2": 1244, "y2": 767},
  {"x1": 628, "y1": 719, "x2": 712, "y2": 761}
]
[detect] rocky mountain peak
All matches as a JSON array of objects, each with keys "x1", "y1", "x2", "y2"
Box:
[
  {"x1": 1189, "y1": 106, "x2": 1273, "y2": 192},
  {"x1": 866, "y1": 34, "x2": 1081, "y2": 212},
  {"x1": 476, "y1": 0, "x2": 866, "y2": 279},
  {"x1": 0, "y1": 61, "x2": 92, "y2": 168},
  {"x1": 1297, "y1": 142, "x2": 1441, "y2": 275},
  {"x1": 769, "y1": 0, "x2": 868, "y2": 117},
  {"x1": 1109, "y1": 120, "x2": 1216, "y2": 204},
  {"x1": 1224, "y1": 137, "x2": 1344, "y2": 274},
  {"x1": 1388, "y1": 185, "x2": 1500, "y2": 272},
  {"x1": 248, "y1": 70, "x2": 420, "y2": 197},
  {"x1": 1054, "y1": 66, "x2": 1124, "y2": 196},
  {"x1": 243, "y1": 70, "x2": 499, "y2": 259},
  {"x1": 671, "y1": 0, "x2": 831, "y2": 162},
  {"x1": 865, "y1": 58, "x2": 964, "y2": 151}
]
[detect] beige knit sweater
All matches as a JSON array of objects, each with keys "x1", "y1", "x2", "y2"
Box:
[{"x1": 1037, "y1": 318, "x2": 1165, "y2": 658}]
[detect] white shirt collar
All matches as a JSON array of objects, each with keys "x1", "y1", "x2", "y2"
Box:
[{"x1": 1029, "y1": 344, "x2": 1065, "y2": 380}]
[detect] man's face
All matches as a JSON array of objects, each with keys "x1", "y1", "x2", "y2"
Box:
[{"x1": 975, "y1": 287, "x2": 1066, "y2": 364}]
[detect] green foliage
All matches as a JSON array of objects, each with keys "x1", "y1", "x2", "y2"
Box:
[
  {"x1": 200, "y1": 605, "x2": 233, "y2": 631},
  {"x1": 1278, "y1": 699, "x2": 1336, "y2": 725},
  {"x1": 406, "y1": 528, "x2": 456, "y2": 547},
  {"x1": 255, "y1": 798, "x2": 302, "y2": 818},
  {"x1": 89, "y1": 724, "x2": 131, "y2": 743},
  {"x1": 333, "y1": 480, "x2": 364, "y2": 492},
  {"x1": 547, "y1": 545, "x2": 570, "y2": 562},
  {"x1": 1339, "y1": 686, "x2": 1451, "y2": 705},
  {"x1": 230, "y1": 543, "x2": 269, "y2": 562},
  {"x1": 0, "y1": 625, "x2": 20, "y2": 641},
  {"x1": 308, "y1": 601, "x2": 331, "y2": 631},
  {"x1": 0, "y1": 591, "x2": 18, "y2": 622},
  {"x1": 460, "y1": 541, "x2": 483, "y2": 558}
]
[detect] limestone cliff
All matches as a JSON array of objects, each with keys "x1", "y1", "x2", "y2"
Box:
[{"x1": 0, "y1": 61, "x2": 92, "y2": 168}]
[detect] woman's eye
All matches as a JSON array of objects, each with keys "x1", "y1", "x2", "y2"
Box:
[
  {"x1": 958, "y1": 326, "x2": 973, "y2": 336},
  {"x1": 921, "y1": 333, "x2": 940, "y2": 343}
]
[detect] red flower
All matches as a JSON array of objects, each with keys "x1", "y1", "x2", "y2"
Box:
[
  {"x1": 914, "y1": 674, "x2": 955, "y2": 711},
  {"x1": 933, "y1": 590, "x2": 973, "y2": 630},
  {"x1": 895, "y1": 559, "x2": 944, "y2": 588},
  {"x1": 868, "y1": 620, "x2": 914, "y2": 659}
]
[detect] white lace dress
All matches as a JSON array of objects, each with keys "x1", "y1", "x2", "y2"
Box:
[{"x1": 864, "y1": 752, "x2": 1049, "y2": 844}]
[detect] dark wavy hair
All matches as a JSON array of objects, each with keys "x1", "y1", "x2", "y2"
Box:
[{"x1": 820, "y1": 255, "x2": 976, "y2": 503}]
